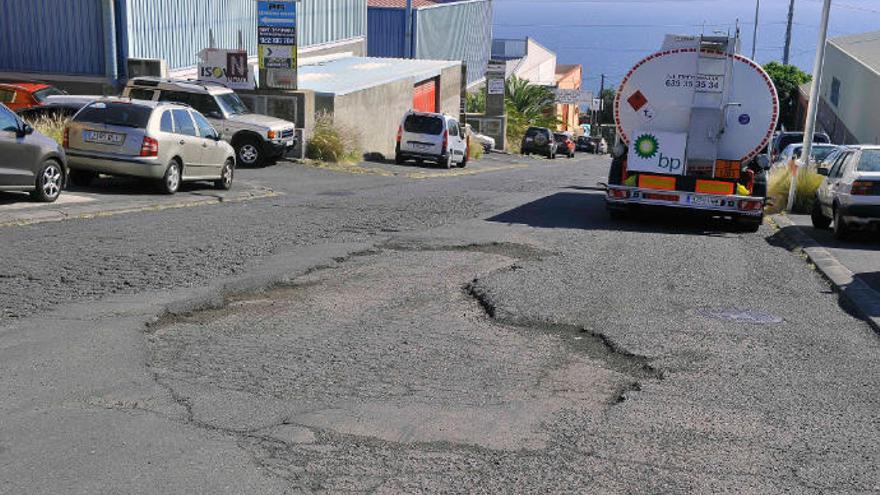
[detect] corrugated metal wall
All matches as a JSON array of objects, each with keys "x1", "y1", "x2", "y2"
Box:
[
  {"x1": 298, "y1": 0, "x2": 366, "y2": 47},
  {"x1": 366, "y1": 8, "x2": 406, "y2": 58},
  {"x1": 0, "y1": 0, "x2": 107, "y2": 75}
]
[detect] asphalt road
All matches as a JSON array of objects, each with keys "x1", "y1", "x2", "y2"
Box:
[{"x1": 1, "y1": 153, "x2": 878, "y2": 494}]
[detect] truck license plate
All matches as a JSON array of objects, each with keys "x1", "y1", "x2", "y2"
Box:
[
  {"x1": 689, "y1": 195, "x2": 717, "y2": 207},
  {"x1": 84, "y1": 130, "x2": 125, "y2": 146}
]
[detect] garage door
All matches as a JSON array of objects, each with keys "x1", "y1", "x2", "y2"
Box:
[{"x1": 413, "y1": 78, "x2": 437, "y2": 113}]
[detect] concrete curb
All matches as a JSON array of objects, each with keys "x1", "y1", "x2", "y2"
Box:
[{"x1": 771, "y1": 213, "x2": 880, "y2": 332}]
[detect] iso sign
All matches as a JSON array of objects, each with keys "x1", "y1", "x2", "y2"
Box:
[{"x1": 258, "y1": 0, "x2": 297, "y2": 89}]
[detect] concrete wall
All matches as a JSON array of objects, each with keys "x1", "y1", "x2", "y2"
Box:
[
  {"x1": 237, "y1": 89, "x2": 316, "y2": 158},
  {"x1": 820, "y1": 42, "x2": 880, "y2": 144},
  {"x1": 332, "y1": 77, "x2": 414, "y2": 159},
  {"x1": 439, "y1": 64, "x2": 463, "y2": 119}
]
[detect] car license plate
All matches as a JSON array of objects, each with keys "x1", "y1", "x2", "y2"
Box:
[
  {"x1": 414, "y1": 143, "x2": 430, "y2": 151},
  {"x1": 84, "y1": 130, "x2": 125, "y2": 146}
]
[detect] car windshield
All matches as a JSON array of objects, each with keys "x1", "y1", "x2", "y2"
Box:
[
  {"x1": 554, "y1": 134, "x2": 567, "y2": 141},
  {"x1": 215, "y1": 92, "x2": 250, "y2": 116},
  {"x1": 404, "y1": 115, "x2": 443, "y2": 135},
  {"x1": 857, "y1": 150, "x2": 880, "y2": 172},
  {"x1": 32, "y1": 87, "x2": 65, "y2": 103},
  {"x1": 525, "y1": 128, "x2": 547, "y2": 138},
  {"x1": 810, "y1": 146, "x2": 837, "y2": 162},
  {"x1": 74, "y1": 102, "x2": 152, "y2": 128}
]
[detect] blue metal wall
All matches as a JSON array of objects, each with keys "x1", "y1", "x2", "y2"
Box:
[
  {"x1": 414, "y1": 0, "x2": 491, "y2": 86},
  {"x1": 0, "y1": 0, "x2": 108, "y2": 75},
  {"x1": 367, "y1": 8, "x2": 406, "y2": 58},
  {"x1": 366, "y1": 0, "x2": 492, "y2": 86}
]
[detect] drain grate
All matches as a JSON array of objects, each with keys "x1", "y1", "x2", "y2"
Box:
[{"x1": 697, "y1": 309, "x2": 784, "y2": 325}]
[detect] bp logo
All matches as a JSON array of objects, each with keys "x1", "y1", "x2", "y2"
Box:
[{"x1": 634, "y1": 134, "x2": 659, "y2": 159}]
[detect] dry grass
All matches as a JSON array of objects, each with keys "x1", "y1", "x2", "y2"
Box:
[
  {"x1": 468, "y1": 135, "x2": 484, "y2": 161},
  {"x1": 305, "y1": 112, "x2": 362, "y2": 163},
  {"x1": 767, "y1": 164, "x2": 825, "y2": 214},
  {"x1": 23, "y1": 115, "x2": 67, "y2": 146}
]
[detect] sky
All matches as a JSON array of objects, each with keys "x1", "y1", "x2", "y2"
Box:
[{"x1": 492, "y1": 0, "x2": 880, "y2": 93}]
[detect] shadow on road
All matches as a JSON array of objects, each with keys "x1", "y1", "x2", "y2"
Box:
[
  {"x1": 66, "y1": 176, "x2": 221, "y2": 197},
  {"x1": 487, "y1": 191, "x2": 746, "y2": 235}
]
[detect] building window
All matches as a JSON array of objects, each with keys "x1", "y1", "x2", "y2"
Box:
[{"x1": 830, "y1": 77, "x2": 841, "y2": 107}]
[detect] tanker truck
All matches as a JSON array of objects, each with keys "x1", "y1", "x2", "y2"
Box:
[{"x1": 605, "y1": 34, "x2": 778, "y2": 231}]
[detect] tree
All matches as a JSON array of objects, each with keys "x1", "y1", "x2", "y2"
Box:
[
  {"x1": 465, "y1": 90, "x2": 485, "y2": 113},
  {"x1": 764, "y1": 61, "x2": 811, "y2": 130},
  {"x1": 598, "y1": 88, "x2": 615, "y2": 126},
  {"x1": 503, "y1": 75, "x2": 559, "y2": 149}
]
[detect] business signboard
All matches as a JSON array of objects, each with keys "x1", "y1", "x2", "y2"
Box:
[
  {"x1": 626, "y1": 130, "x2": 688, "y2": 175},
  {"x1": 258, "y1": 0, "x2": 297, "y2": 89},
  {"x1": 197, "y1": 49, "x2": 255, "y2": 90}
]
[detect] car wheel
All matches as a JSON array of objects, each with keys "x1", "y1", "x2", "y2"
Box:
[
  {"x1": 568, "y1": 152, "x2": 574, "y2": 159},
  {"x1": 395, "y1": 153, "x2": 405, "y2": 165},
  {"x1": 236, "y1": 138, "x2": 263, "y2": 168},
  {"x1": 30, "y1": 160, "x2": 64, "y2": 203},
  {"x1": 69, "y1": 169, "x2": 97, "y2": 187},
  {"x1": 161, "y1": 159, "x2": 181, "y2": 195},
  {"x1": 833, "y1": 207, "x2": 850, "y2": 240},
  {"x1": 439, "y1": 156, "x2": 452, "y2": 169},
  {"x1": 811, "y1": 199, "x2": 831, "y2": 229},
  {"x1": 458, "y1": 154, "x2": 468, "y2": 168},
  {"x1": 214, "y1": 159, "x2": 234, "y2": 190}
]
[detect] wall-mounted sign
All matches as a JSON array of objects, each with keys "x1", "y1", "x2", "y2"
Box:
[
  {"x1": 487, "y1": 78, "x2": 505, "y2": 95},
  {"x1": 258, "y1": 0, "x2": 297, "y2": 89},
  {"x1": 197, "y1": 49, "x2": 255, "y2": 90}
]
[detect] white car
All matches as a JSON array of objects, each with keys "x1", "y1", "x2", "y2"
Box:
[
  {"x1": 395, "y1": 111, "x2": 467, "y2": 169},
  {"x1": 775, "y1": 143, "x2": 839, "y2": 168},
  {"x1": 812, "y1": 145, "x2": 880, "y2": 239},
  {"x1": 465, "y1": 125, "x2": 495, "y2": 153}
]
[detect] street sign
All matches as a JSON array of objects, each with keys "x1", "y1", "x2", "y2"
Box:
[{"x1": 258, "y1": 0, "x2": 297, "y2": 89}]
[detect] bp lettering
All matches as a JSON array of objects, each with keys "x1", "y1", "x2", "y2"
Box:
[{"x1": 658, "y1": 153, "x2": 682, "y2": 171}]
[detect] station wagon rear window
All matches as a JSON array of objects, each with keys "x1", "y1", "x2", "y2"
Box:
[
  {"x1": 858, "y1": 150, "x2": 880, "y2": 172},
  {"x1": 74, "y1": 102, "x2": 152, "y2": 128},
  {"x1": 404, "y1": 115, "x2": 443, "y2": 135}
]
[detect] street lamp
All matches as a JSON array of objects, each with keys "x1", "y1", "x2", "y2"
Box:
[{"x1": 787, "y1": 0, "x2": 832, "y2": 212}]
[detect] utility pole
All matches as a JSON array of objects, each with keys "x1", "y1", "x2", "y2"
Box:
[
  {"x1": 751, "y1": 0, "x2": 760, "y2": 60},
  {"x1": 787, "y1": 0, "x2": 832, "y2": 212},
  {"x1": 597, "y1": 73, "x2": 605, "y2": 129},
  {"x1": 404, "y1": 0, "x2": 413, "y2": 59},
  {"x1": 783, "y1": 0, "x2": 795, "y2": 64}
]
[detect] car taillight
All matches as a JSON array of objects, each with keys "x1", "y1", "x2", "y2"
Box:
[
  {"x1": 442, "y1": 129, "x2": 448, "y2": 150},
  {"x1": 396, "y1": 125, "x2": 402, "y2": 143},
  {"x1": 139, "y1": 136, "x2": 159, "y2": 157},
  {"x1": 62, "y1": 127, "x2": 69, "y2": 149},
  {"x1": 851, "y1": 180, "x2": 874, "y2": 195}
]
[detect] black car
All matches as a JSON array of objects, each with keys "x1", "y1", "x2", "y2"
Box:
[
  {"x1": 576, "y1": 135, "x2": 594, "y2": 152},
  {"x1": 771, "y1": 131, "x2": 831, "y2": 162},
  {"x1": 520, "y1": 127, "x2": 557, "y2": 158}
]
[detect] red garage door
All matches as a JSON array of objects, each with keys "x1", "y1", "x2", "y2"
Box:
[{"x1": 413, "y1": 78, "x2": 437, "y2": 113}]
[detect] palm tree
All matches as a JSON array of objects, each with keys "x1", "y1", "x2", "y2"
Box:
[{"x1": 504, "y1": 76, "x2": 559, "y2": 149}]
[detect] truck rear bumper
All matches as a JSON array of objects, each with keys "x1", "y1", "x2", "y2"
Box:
[{"x1": 606, "y1": 185, "x2": 765, "y2": 217}]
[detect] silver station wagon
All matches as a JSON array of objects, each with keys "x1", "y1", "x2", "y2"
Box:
[{"x1": 64, "y1": 99, "x2": 235, "y2": 194}]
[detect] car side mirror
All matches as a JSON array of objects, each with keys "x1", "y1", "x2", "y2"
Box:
[
  {"x1": 206, "y1": 111, "x2": 223, "y2": 119},
  {"x1": 756, "y1": 154, "x2": 771, "y2": 170},
  {"x1": 214, "y1": 132, "x2": 223, "y2": 141},
  {"x1": 817, "y1": 167, "x2": 830, "y2": 176},
  {"x1": 17, "y1": 123, "x2": 34, "y2": 137}
]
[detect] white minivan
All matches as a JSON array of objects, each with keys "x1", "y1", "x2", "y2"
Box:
[{"x1": 395, "y1": 111, "x2": 467, "y2": 169}]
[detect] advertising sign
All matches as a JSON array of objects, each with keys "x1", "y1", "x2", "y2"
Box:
[
  {"x1": 258, "y1": 0, "x2": 297, "y2": 89},
  {"x1": 197, "y1": 49, "x2": 255, "y2": 90},
  {"x1": 626, "y1": 130, "x2": 688, "y2": 176}
]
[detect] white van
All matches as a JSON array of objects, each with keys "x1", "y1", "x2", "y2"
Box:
[{"x1": 395, "y1": 111, "x2": 467, "y2": 169}]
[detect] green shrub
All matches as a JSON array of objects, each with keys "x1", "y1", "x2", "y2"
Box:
[
  {"x1": 767, "y1": 164, "x2": 825, "y2": 214},
  {"x1": 23, "y1": 115, "x2": 67, "y2": 146},
  {"x1": 467, "y1": 135, "x2": 484, "y2": 160},
  {"x1": 306, "y1": 113, "x2": 362, "y2": 163}
]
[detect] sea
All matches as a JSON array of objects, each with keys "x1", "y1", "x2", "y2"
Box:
[{"x1": 492, "y1": 0, "x2": 880, "y2": 93}]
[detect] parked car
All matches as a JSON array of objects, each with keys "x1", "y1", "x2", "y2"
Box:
[
  {"x1": 465, "y1": 125, "x2": 495, "y2": 153},
  {"x1": 771, "y1": 131, "x2": 831, "y2": 162},
  {"x1": 554, "y1": 132, "x2": 575, "y2": 158},
  {"x1": 595, "y1": 137, "x2": 608, "y2": 154},
  {"x1": 0, "y1": 102, "x2": 67, "y2": 202},
  {"x1": 0, "y1": 81, "x2": 66, "y2": 112},
  {"x1": 774, "y1": 143, "x2": 839, "y2": 168},
  {"x1": 521, "y1": 127, "x2": 557, "y2": 158},
  {"x1": 17, "y1": 95, "x2": 99, "y2": 122},
  {"x1": 576, "y1": 135, "x2": 594, "y2": 153},
  {"x1": 122, "y1": 78, "x2": 296, "y2": 167},
  {"x1": 64, "y1": 99, "x2": 235, "y2": 194},
  {"x1": 812, "y1": 145, "x2": 880, "y2": 239},
  {"x1": 395, "y1": 111, "x2": 468, "y2": 169}
]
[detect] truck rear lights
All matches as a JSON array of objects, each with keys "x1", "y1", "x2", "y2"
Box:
[
  {"x1": 738, "y1": 199, "x2": 763, "y2": 211},
  {"x1": 139, "y1": 136, "x2": 159, "y2": 157},
  {"x1": 695, "y1": 179, "x2": 734, "y2": 195},
  {"x1": 637, "y1": 174, "x2": 676, "y2": 191},
  {"x1": 714, "y1": 160, "x2": 741, "y2": 180},
  {"x1": 609, "y1": 189, "x2": 630, "y2": 199},
  {"x1": 851, "y1": 181, "x2": 876, "y2": 195}
]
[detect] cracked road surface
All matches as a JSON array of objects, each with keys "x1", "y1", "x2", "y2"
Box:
[{"x1": 1, "y1": 154, "x2": 879, "y2": 493}]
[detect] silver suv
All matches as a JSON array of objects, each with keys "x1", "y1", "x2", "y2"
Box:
[
  {"x1": 122, "y1": 78, "x2": 296, "y2": 167},
  {"x1": 65, "y1": 99, "x2": 236, "y2": 194},
  {"x1": 0, "y1": 102, "x2": 66, "y2": 202}
]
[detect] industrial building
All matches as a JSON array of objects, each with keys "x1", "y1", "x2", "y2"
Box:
[
  {"x1": 812, "y1": 31, "x2": 880, "y2": 145},
  {"x1": 0, "y1": 0, "x2": 368, "y2": 92},
  {"x1": 366, "y1": 0, "x2": 491, "y2": 87}
]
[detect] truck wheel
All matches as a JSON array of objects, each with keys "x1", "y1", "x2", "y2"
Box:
[
  {"x1": 736, "y1": 216, "x2": 762, "y2": 232},
  {"x1": 235, "y1": 137, "x2": 263, "y2": 168},
  {"x1": 608, "y1": 155, "x2": 625, "y2": 185},
  {"x1": 607, "y1": 205, "x2": 629, "y2": 220},
  {"x1": 811, "y1": 199, "x2": 831, "y2": 229}
]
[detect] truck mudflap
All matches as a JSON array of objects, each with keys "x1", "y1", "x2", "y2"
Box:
[{"x1": 605, "y1": 185, "x2": 765, "y2": 217}]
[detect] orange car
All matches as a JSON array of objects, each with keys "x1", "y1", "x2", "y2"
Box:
[{"x1": 0, "y1": 82, "x2": 65, "y2": 112}]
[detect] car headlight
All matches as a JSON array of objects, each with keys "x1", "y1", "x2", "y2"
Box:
[{"x1": 267, "y1": 130, "x2": 276, "y2": 140}]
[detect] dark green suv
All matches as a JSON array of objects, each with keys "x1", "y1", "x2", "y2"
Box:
[{"x1": 520, "y1": 126, "x2": 558, "y2": 159}]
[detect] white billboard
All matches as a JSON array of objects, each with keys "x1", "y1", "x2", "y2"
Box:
[{"x1": 197, "y1": 49, "x2": 255, "y2": 90}]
